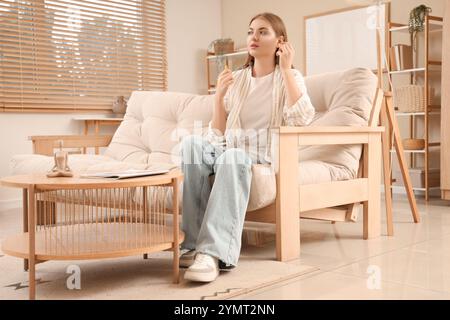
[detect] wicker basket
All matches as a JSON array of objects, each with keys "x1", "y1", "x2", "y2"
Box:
[
  {"x1": 214, "y1": 39, "x2": 234, "y2": 55},
  {"x1": 403, "y1": 138, "x2": 425, "y2": 150},
  {"x1": 394, "y1": 85, "x2": 434, "y2": 113}
]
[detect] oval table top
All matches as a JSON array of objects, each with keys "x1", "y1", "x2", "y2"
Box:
[{"x1": 0, "y1": 168, "x2": 183, "y2": 190}]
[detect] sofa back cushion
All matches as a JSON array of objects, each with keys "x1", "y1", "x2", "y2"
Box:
[
  {"x1": 305, "y1": 67, "x2": 376, "y2": 120},
  {"x1": 105, "y1": 91, "x2": 214, "y2": 165},
  {"x1": 300, "y1": 68, "x2": 378, "y2": 179},
  {"x1": 106, "y1": 67, "x2": 377, "y2": 180}
]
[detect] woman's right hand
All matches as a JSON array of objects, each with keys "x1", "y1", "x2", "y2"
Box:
[{"x1": 215, "y1": 66, "x2": 234, "y2": 100}]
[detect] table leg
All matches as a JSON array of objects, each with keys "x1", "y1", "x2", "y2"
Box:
[
  {"x1": 172, "y1": 178, "x2": 180, "y2": 284},
  {"x1": 95, "y1": 120, "x2": 100, "y2": 154},
  {"x1": 22, "y1": 189, "x2": 29, "y2": 271},
  {"x1": 143, "y1": 186, "x2": 148, "y2": 260},
  {"x1": 28, "y1": 186, "x2": 36, "y2": 300}
]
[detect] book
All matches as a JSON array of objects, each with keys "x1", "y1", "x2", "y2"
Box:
[{"x1": 80, "y1": 167, "x2": 173, "y2": 179}]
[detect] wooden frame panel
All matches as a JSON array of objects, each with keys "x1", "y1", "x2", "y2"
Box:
[
  {"x1": 299, "y1": 179, "x2": 369, "y2": 212},
  {"x1": 30, "y1": 135, "x2": 112, "y2": 156}
]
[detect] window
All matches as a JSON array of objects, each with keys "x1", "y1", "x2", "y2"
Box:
[{"x1": 0, "y1": 0, "x2": 166, "y2": 112}]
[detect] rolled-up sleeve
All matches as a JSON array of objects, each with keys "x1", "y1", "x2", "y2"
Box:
[
  {"x1": 205, "y1": 120, "x2": 226, "y2": 147},
  {"x1": 282, "y1": 70, "x2": 315, "y2": 126}
]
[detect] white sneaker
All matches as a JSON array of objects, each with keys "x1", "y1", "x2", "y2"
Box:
[
  {"x1": 179, "y1": 249, "x2": 196, "y2": 268},
  {"x1": 184, "y1": 253, "x2": 219, "y2": 282}
]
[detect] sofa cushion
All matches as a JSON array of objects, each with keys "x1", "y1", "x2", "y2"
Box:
[
  {"x1": 11, "y1": 154, "x2": 123, "y2": 175},
  {"x1": 105, "y1": 91, "x2": 214, "y2": 165},
  {"x1": 105, "y1": 68, "x2": 376, "y2": 182},
  {"x1": 245, "y1": 159, "x2": 351, "y2": 212},
  {"x1": 300, "y1": 68, "x2": 377, "y2": 178}
]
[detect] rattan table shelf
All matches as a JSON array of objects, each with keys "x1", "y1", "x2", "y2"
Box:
[{"x1": 0, "y1": 169, "x2": 184, "y2": 300}]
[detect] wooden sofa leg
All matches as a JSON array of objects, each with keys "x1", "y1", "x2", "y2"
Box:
[
  {"x1": 275, "y1": 133, "x2": 301, "y2": 261},
  {"x1": 363, "y1": 134, "x2": 381, "y2": 239},
  {"x1": 275, "y1": 209, "x2": 300, "y2": 262}
]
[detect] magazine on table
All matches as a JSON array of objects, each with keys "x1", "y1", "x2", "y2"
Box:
[{"x1": 80, "y1": 164, "x2": 177, "y2": 179}]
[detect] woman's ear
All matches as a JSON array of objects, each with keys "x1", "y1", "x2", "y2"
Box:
[{"x1": 277, "y1": 37, "x2": 283, "y2": 49}]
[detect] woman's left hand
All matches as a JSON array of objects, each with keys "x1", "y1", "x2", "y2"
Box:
[{"x1": 277, "y1": 42, "x2": 295, "y2": 71}]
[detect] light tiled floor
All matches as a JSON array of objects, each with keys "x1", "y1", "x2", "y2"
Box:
[
  {"x1": 1, "y1": 194, "x2": 449, "y2": 300},
  {"x1": 234, "y1": 195, "x2": 450, "y2": 300}
]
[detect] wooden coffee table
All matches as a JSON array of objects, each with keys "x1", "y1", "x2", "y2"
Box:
[{"x1": 0, "y1": 169, "x2": 184, "y2": 300}]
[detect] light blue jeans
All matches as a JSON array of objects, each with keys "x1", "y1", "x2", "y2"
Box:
[{"x1": 180, "y1": 135, "x2": 253, "y2": 266}]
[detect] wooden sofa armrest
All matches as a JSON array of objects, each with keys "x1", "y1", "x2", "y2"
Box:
[
  {"x1": 273, "y1": 125, "x2": 383, "y2": 174},
  {"x1": 280, "y1": 126, "x2": 384, "y2": 133},
  {"x1": 29, "y1": 135, "x2": 113, "y2": 156},
  {"x1": 278, "y1": 126, "x2": 384, "y2": 146}
]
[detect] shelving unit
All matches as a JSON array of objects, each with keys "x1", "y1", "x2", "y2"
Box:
[
  {"x1": 206, "y1": 50, "x2": 248, "y2": 94},
  {"x1": 386, "y1": 14, "x2": 443, "y2": 200}
]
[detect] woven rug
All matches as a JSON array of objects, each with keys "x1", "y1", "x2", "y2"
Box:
[{"x1": 0, "y1": 209, "x2": 318, "y2": 300}]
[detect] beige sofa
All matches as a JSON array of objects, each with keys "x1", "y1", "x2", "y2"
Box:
[
  {"x1": 12, "y1": 67, "x2": 382, "y2": 261},
  {"x1": 14, "y1": 67, "x2": 376, "y2": 208}
]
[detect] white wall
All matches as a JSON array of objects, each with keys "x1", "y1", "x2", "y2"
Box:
[
  {"x1": 0, "y1": 0, "x2": 222, "y2": 210},
  {"x1": 166, "y1": 0, "x2": 222, "y2": 94}
]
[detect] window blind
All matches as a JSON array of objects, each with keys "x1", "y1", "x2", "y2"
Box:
[{"x1": 0, "y1": 0, "x2": 167, "y2": 112}]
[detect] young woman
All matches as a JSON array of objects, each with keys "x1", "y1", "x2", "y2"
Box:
[{"x1": 179, "y1": 12, "x2": 315, "y2": 282}]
